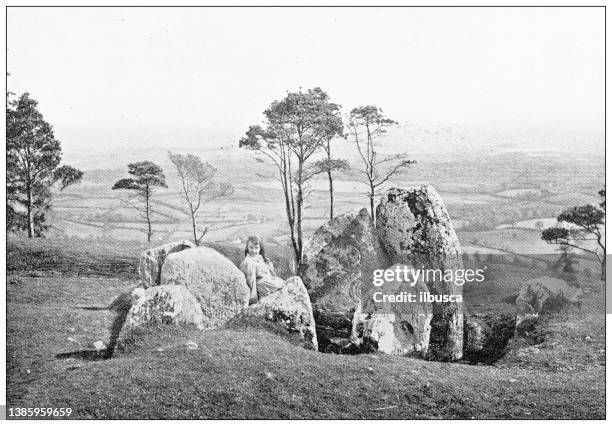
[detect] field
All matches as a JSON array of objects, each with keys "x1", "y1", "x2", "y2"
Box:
[
  {"x1": 5, "y1": 237, "x2": 606, "y2": 419},
  {"x1": 43, "y1": 150, "x2": 603, "y2": 247}
]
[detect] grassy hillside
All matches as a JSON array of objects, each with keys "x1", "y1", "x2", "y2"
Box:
[{"x1": 5, "y1": 237, "x2": 605, "y2": 419}]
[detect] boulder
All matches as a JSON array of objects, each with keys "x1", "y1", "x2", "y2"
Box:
[
  {"x1": 353, "y1": 263, "x2": 433, "y2": 356},
  {"x1": 464, "y1": 318, "x2": 486, "y2": 353},
  {"x1": 463, "y1": 313, "x2": 516, "y2": 363},
  {"x1": 138, "y1": 240, "x2": 196, "y2": 287},
  {"x1": 376, "y1": 185, "x2": 462, "y2": 265},
  {"x1": 130, "y1": 287, "x2": 146, "y2": 303},
  {"x1": 160, "y1": 247, "x2": 250, "y2": 328},
  {"x1": 515, "y1": 276, "x2": 583, "y2": 327},
  {"x1": 302, "y1": 208, "x2": 389, "y2": 346},
  {"x1": 90, "y1": 340, "x2": 107, "y2": 352},
  {"x1": 229, "y1": 276, "x2": 318, "y2": 350},
  {"x1": 117, "y1": 285, "x2": 204, "y2": 347},
  {"x1": 376, "y1": 185, "x2": 464, "y2": 361},
  {"x1": 301, "y1": 212, "x2": 355, "y2": 267}
]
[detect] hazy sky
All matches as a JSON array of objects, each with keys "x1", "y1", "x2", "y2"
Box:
[{"x1": 7, "y1": 7, "x2": 605, "y2": 167}]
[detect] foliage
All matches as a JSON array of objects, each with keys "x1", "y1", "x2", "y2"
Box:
[
  {"x1": 309, "y1": 158, "x2": 350, "y2": 180},
  {"x1": 6, "y1": 92, "x2": 83, "y2": 237},
  {"x1": 112, "y1": 162, "x2": 167, "y2": 191},
  {"x1": 112, "y1": 161, "x2": 168, "y2": 243},
  {"x1": 541, "y1": 196, "x2": 605, "y2": 280},
  {"x1": 541, "y1": 226, "x2": 569, "y2": 242},
  {"x1": 168, "y1": 151, "x2": 233, "y2": 245},
  {"x1": 557, "y1": 204, "x2": 604, "y2": 230}
]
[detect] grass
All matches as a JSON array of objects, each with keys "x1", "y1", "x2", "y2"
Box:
[
  {"x1": 6, "y1": 237, "x2": 146, "y2": 279},
  {"x1": 6, "y1": 236, "x2": 295, "y2": 280},
  {"x1": 5, "y1": 236, "x2": 606, "y2": 419},
  {"x1": 462, "y1": 263, "x2": 559, "y2": 315}
]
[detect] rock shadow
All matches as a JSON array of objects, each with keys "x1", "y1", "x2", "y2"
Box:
[
  {"x1": 104, "y1": 292, "x2": 133, "y2": 358},
  {"x1": 71, "y1": 292, "x2": 133, "y2": 359},
  {"x1": 55, "y1": 350, "x2": 108, "y2": 361}
]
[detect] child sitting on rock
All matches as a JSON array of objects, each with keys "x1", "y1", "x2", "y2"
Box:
[{"x1": 239, "y1": 236, "x2": 285, "y2": 304}]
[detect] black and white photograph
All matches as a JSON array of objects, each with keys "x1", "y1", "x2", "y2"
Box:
[{"x1": 3, "y1": 4, "x2": 607, "y2": 420}]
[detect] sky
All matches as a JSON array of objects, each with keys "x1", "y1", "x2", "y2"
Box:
[{"x1": 7, "y1": 7, "x2": 605, "y2": 168}]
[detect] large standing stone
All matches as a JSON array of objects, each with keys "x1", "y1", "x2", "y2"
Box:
[
  {"x1": 229, "y1": 276, "x2": 318, "y2": 350},
  {"x1": 355, "y1": 263, "x2": 433, "y2": 356},
  {"x1": 515, "y1": 276, "x2": 583, "y2": 327},
  {"x1": 301, "y1": 212, "x2": 355, "y2": 267},
  {"x1": 116, "y1": 285, "x2": 204, "y2": 348},
  {"x1": 302, "y1": 208, "x2": 389, "y2": 347},
  {"x1": 376, "y1": 185, "x2": 464, "y2": 361},
  {"x1": 160, "y1": 247, "x2": 250, "y2": 328},
  {"x1": 138, "y1": 240, "x2": 196, "y2": 287},
  {"x1": 376, "y1": 185, "x2": 462, "y2": 265}
]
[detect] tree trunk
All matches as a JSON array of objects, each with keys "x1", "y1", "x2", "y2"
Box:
[
  {"x1": 289, "y1": 223, "x2": 299, "y2": 273},
  {"x1": 26, "y1": 180, "x2": 34, "y2": 238},
  {"x1": 287, "y1": 207, "x2": 299, "y2": 272},
  {"x1": 327, "y1": 169, "x2": 334, "y2": 220},
  {"x1": 145, "y1": 187, "x2": 152, "y2": 243},
  {"x1": 296, "y1": 161, "x2": 304, "y2": 265},
  {"x1": 596, "y1": 234, "x2": 605, "y2": 281},
  {"x1": 280, "y1": 167, "x2": 299, "y2": 272},
  {"x1": 190, "y1": 209, "x2": 198, "y2": 245},
  {"x1": 369, "y1": 186, "x2": 376, "y2": 227}
]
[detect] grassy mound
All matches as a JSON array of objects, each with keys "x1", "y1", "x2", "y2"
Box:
[{"x1": 6, "y1": 237, "x2": 606, "y2": 419}]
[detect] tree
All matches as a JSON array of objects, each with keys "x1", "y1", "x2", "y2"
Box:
[
  {"x1": 168, "y1": 152, "x2": 233, "y2": 245},
  {"x1": 534, "y1": 220, "x2": 544, "y2": 231},
  {"x1": 239, "y1": 88, "x2": 344, "y2": 267},
  {"x1": 310, "y1": 109, "x2": 348, "y2": 219},
  {"x1": 7, "y1": 92, "x2": 83, "y2": 237},
  {"x1": 553, "y1": 244, "x2": 579, "y2": 274},
  {"x1": 347, "y1": 105, "x2": 416, "y2": 223},
  {"x1": 112, "y1": 161, "x2": 167, "y2": 243},
  {"x1": 542, "y1": 201, "x2": 605, "y2": 280},
  {"x1": 312, "y1": 158, "x2": 350, "y2": 220}
]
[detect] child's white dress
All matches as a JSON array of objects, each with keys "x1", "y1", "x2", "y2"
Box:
[{"x1": 239, "y1": 254, "x2": 285, "y2": 299}]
